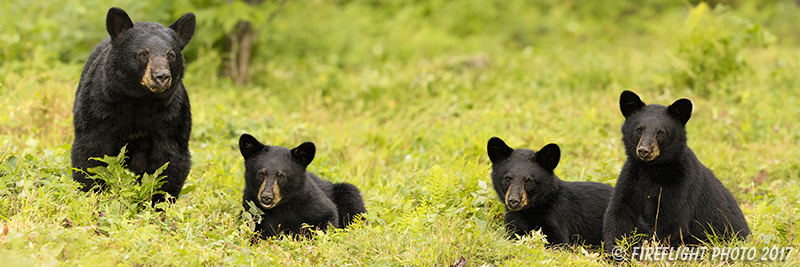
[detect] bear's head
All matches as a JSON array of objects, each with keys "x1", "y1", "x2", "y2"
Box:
[
  {"x1": 104, "y1": 7, "x2": 195, "y2": 97},
  {"x1": 239, "y1": 134, "x2": 315, "y2": 210},
  {"x1": 487, "y1": 137, "x2": 561, "y2": 211},
  {"x1": 619, "y1": 90, "x2": 692, "y2": 163}
]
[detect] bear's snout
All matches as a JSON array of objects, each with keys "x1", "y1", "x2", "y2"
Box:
[
  {"x1": 153, "y1": 70, "x2": 172, "y2": 89},
  {"x1": 506, "y1": 197, "x2": 525, "y2": 211},
  {"x1": 505, "y1": 185, "x2": 528, "y2": 211},
  {"x1": 140, "y1": 57, "x2": 173, "y2": 93},
  {"x1": 637, "y1": 145, "x2": 656, "y2": 161},
  {"x1": 259, "y1": 191, "x2": 277, "y2": 209},
  {"x1": 258, "y1": 178, "x2": 282, "y2": 209},
  {"x1": 636, "y1": 142, "x2": 660, "y2": 161},
  {"x1": 260, "y1": 194, "x2": 274, "y2": 207},
  {"x1": 636, "y1": 134, "x2": 661, "y2": 162}
]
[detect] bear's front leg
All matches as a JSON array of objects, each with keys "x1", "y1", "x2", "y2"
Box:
[
  {"x1": 147, "y1": 148, "x2": 190, "y2": 204},
  {"x1": 651, "y1": 200, "x2": 696, "y2": 246},
  {"x1": 504, "y1": 212, "x2": 530, "y2": 239},
  {"x1": 541, "y1": 222, "x2": 570, "y2": 246},
  {"x1": 603, "y1": 197, "x2": 641, "y2": 255},
  {"x1": 71, "y1": 134, "x2": 119, "y2": 192}
]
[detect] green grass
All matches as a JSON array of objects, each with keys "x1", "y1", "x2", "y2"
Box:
[{"x1": 2, "y1": 1, "x2": 800, "y2": 266}]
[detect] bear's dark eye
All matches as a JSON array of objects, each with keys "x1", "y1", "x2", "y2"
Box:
[
  {"x1": 256, "y1": 172, "x2": 265, "y2": 179},
  {"x1": 635, "y1": 127, "x2": 643, "y2": 134},
  {"x1": 277, "y1": 171, "x2": 286, "y2": 181},
  {"x1": 525, "y1": 179, "x2": 533, "y2": 186},
  {"x1": 138, "y1": 51, "x2": 148, "y2": 60},
  {"x1": 167, "y1": 52, "x2": 175, "y2": 61},
  {"x1": 503, "y1": 176, "x2": 511, "y2": 183},
  {"x1": 657, "y1": 130, "x2": 665, "y2": 137}
]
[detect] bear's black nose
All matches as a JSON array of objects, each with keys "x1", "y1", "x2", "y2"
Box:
[
  {"x1": 507, "y1": 198, "x2": 520, "y2": 208},
  {"x1": 154, "y1": 70, "x2": 171, "y2": 86},
  {"x1": 261, "y1": 195, "x2": 273, "y2": 204},
  {"x1": 637, "y1": 146, "x2": 651, "y2": 157}
]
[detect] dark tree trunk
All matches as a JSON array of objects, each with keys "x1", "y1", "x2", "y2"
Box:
[
  {"x1": 222, "y1": 0, "x2": 288, "y2": 85},
  {"x1": 224, "y1": 21, "x2": 256, "y2": 85}
]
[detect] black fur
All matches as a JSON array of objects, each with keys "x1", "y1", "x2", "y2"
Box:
[
  {"x1": 239, "y1": 134, "x2": 367, "y2": 239},
  {"x1": 488, "y1": 137, "x2": 612, "y2": 246},
  {"x1": 603, "y1": 90, "x2": 750, "y2": 254},
  {"x1": 71, "y1": 7, "x2": 195, "y2": 204}
]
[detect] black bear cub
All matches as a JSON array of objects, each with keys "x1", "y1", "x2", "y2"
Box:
[
  {"x1": 239, "y1": 134, "x2": 367, "y2": 239},
  {"x1": 604, "y1": 91, "x2": 749, "y2": 255},
  {"x1": 487, "y1": 137, "x2": 612, "y2": 246},
  {"x1": 71, "y1": 7, "x2": 195, "y2": 203}
]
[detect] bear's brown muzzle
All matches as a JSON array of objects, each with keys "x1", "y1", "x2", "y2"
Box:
[
  {"x1": 258, "y1": 178, "x2": 281, "y2": 209},
  {"x1": 140, "y1": 57, "x2": 172, "y2": 93},
  {"x1": 505, "y1": 185, "x2": 528, "y2": 211},
  {"x1": 637, "y1": 134, "x2": 660, "y2": 161}
]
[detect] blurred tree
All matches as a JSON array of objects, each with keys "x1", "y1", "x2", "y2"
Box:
[
  {"x1": 223, "y1": 0, "x2": 288, "y2": 85},
  {"x1": 183, "y1": 0, "x2": 289, "y2": 85}
]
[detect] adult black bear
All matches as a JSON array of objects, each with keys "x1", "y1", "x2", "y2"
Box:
[
  {"x1": 603, "y1": 91, "x2": 750, "y2": 255},
  {"x1": 239, "y1": 134, "x2": 367, "y2": 239},
  {"x1": 71, "y1": 7, "x2": 195, "y2": 204},
  {"x1": 487, "y1": 137, "x2": 612, "y2": 246}
]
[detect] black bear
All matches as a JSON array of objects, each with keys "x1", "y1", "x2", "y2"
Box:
[
  {"x1": 487, "y1": 137, "x2": 612, "y2": 246},
  {"x1": 239, "y1": 134, "x2": 367, "y2": 239},
  {"x1": 603, "y1": 90, "x2": 750, "y2": 255},
  {"x1": 71, "y1": 7, "x2": 195, "y2": 204}
]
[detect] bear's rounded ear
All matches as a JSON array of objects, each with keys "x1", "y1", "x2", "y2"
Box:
[
  {"x1": 620, "y1": 90, "x2": 646, "y2": 118},
  {"x1": 668, "y1": 98, "x2": 693, "y2": 126},
  {"x1": 487, "y1": 137, "x2": 513, "y2": 164},
  {"x1": 291, "y1": 142, "x2": 316, "y2": 167},
  {"x1": 169, "y1": 12, "x2": 196, "y2": 50},
  {"x1": 535, "y1": 143, "x2": 560, "y2": 172},
  {"x1": 239, "y1": 134, "x2": 266, "y2": 160},
  {"x1": 106, "y1": 7, "x2": 134, "y2": 41}
]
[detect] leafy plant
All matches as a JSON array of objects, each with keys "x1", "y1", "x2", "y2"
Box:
[
  {"x1": 669, "y1": 2, "x2": 775, "y2": 96},
  {"x1": 81, "y1": 146, "x2": 169, "y2": 214}
]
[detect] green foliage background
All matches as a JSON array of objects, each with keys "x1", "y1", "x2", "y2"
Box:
[{"x1": 2, "y1": 0, "x2": 800, "y2": 265}]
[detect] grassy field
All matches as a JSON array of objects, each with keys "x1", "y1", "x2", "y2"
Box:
[{"x1": 1, "y1": 1, "x2": 799, "y2": 266}]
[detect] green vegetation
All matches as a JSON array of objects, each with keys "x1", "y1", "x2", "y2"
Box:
[{"x1": 2, "y1": 0, "x2": 799, "y2": 265}]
